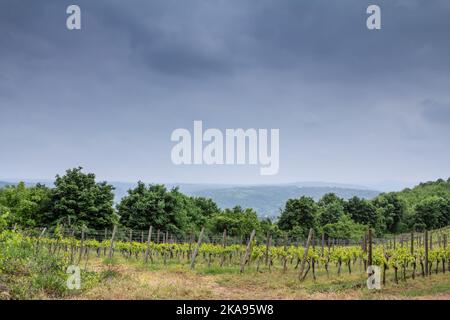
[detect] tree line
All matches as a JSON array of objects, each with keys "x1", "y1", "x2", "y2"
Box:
[{"x1": 0, "y1": 167, "x2": 449, "y2": 239}]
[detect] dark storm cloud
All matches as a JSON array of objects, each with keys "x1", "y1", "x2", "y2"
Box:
[
  {"x1": 0, "y1": 0, "x2": 449, "y2": 184},
  {"x1": 1, "y1": 0, "x2": 450, "y2": 80},
  {"x1": 421, "y1": 99, "x2": 450, "y2": 125}
]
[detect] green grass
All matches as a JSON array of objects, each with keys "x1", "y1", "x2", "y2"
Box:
[
  {"x1": 197, "y1": 266, "x2": 240, "y2": 275},
  {"x1": 402, "y1": 281, "x2": 450, "y2": 297}
]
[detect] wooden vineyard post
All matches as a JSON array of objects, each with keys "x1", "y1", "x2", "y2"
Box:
[
  {"x1": 282, "y1": 234, "x2": 288, "y2": 273},
  {"x1": 312, "y1": 232, "x2": 315, "y2": 249},
  {"x1": 128, "y1": 229, "x2": 133, "y2": 259},
  {"x1": 83, "y1": 231, "x2": 90, "y2": 270},
  {"x1": 240, "y1": 229, "x2": 256, "y2": 273},
  {"x1": 156, "y1": 229, "x2": 160, "y2": 244},
  {"x1": 425, "y1": 230, "x2": 429, "y2": 276},
  {"x1": 363, "y1": 233, "x2": 367, "y2": 253},
  {"x1": 222, "y1": 229, "x2": 227, "y2": 247},
  {"x1": 220, "y1": 229, "x2": 227, "y2": 267},
  {"x1": 321, "y1": 233, "x2": 325, "y2": 256},
  {"x1": 267, "y1": 235, "x2": 273, "y2": 270},
  {"x1": 144, "y1": 225, "x2": 153, "y2": 263},
  {"x1": 36, "y1": 227, "x2": 47, "y2": 253},
  {"x1": 430, "y1": 232, "x2": 433, "y2": 250},
  {"x1": 298, "y1": 228, "x2": 314, "y2": 281},
  {"x1": 108, "y1": 225, "x2": 117, "y2": 260},
  {"x1": 141, "y1": 231, "x2": 144, "y2": 243},
  {"x1": 188, "y1": 232, "x2": 194, "y2": 259},
  {"x1": 190, "y1": 227, "x2": 205, "y2": 270},
  {"x1": 40, "y1": 227, "x2": 47, "y2": 238},
  {"x1": 265, "y1": 232, "x2": 270, "y2": 266},
  {"x1": 311, "y1": 232, "x2": 317, "y2": 281},
  {"x1": 78, "y1": 226, "x2": 85, "y2": 265},
  {"x1": 360, "y1": 235, "x2": 365, "y2": 272},
  {"x1": 69, "y1": 229, "x2": 75, "y2": 264},
  {"x1": 367, "y1": 229, "x2": 373, "y2": 275},
  {"x1": 103, "y1": 229, "x2": 108, "y2": 256},
  {"x1": 411, "y1": 231, "x2": 414, "y2": 255}
]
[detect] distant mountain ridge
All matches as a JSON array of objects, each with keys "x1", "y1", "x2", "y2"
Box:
[
  {"x1": 0, "y1": 181, "x2": 11, "y2": 188},
  {"x1": 188, "y1": 185, "x2": 379, "y2": 219},
  {"x1": 393, "y1": 178, "x2": 450, "y2": 211}
]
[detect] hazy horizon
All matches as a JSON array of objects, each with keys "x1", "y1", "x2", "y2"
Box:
[{"x1": 0, "y1": 175, "x2": 430, "y2": 192}]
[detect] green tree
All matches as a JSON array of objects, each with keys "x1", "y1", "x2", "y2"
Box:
[
  {"x1": 278, "y1": 196, "x2": 318, "y2": 238},
  {"x1": 118, "y1": 183, "x2": 182, "y2": 234},
  {"x1": 48, "y1": 167, "x2": 116, "y2": 229},
  {"x1": 0, "y1": 211, "x2": 9, "y2": 231},
  {"x1": 209, "y1": 206, "x2": 260, "y2": 238},
  {"x1": 318, "y1": 193, "x2": 344, "y2": 207},
  {"x1": 323, "y1": 214, "x2": 366, "y2": 240},
  {"x1": 189, "y1": 196, "x2": 221, "y2": 229},
  {"x1": 117, "y1": 183, "x2": 217, "y2": 235},
  {"x1": 372, "y1": 193, "x2": 406, "y2": 233},
  {"x1": 413, "y1": 196, "x2": 450, "y2": 230},
  {"x1": 344, "y1": 196, "x2": 377, "y2": 227},
  {"x1": 0, "y1": 182, "x2": 51, "y2": 228},
  {"x1": 319, "y1": 201, "x2": 344, "y2": 226}
]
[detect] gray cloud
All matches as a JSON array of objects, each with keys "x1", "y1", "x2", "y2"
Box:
[{"x1": 421, "y1": 99, "x2": 450, "y2": 125}]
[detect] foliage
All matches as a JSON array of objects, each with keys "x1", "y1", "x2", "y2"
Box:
[
  {"x1": 208, "y1": 206, "x2": 260, "y2": 237},
  {"x1": 345, "y1": 196, "x2": 377, "y2": 227},
  {"x1": 413, "y1": 196, "x2": 450, "y2": 231},
  {"x1": 319, "y1": 200, "x2": 344, "y2": 225},
  {"x1": 0, "y1": 230, "x2": 69, "y2": 299},
  {"x1": 372, "y1": 193, "x2": 406, "y2": 233},
  {"x1": 396, "y1": 178, "x2": 450, "y2": 212},
  {"x1": 278, "y1": 196, "x2": 318, "y2": 238},
  {"x1": 0, "y1": 182, "x2": 51, "y2": 228},
  {"x1": 322, "y1": 214, "x2": 366, "y2": 240},
  {"x1": 117, "y1": 182, "x2": 219, "y2": 236},
  {"x1": 1, "y1": 169, "x2": 449, "y2": 239},
  {"x1": 48, "y1": 167, "x2": 116, "y2": 229}
]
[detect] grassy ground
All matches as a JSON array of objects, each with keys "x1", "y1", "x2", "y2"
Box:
[{"x1": 67, "y1": 255, "x2": 450, "y2": 300}]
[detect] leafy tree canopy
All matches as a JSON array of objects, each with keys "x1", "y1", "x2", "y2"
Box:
[
  {"x1": 278, "y1": 196, "x2": 318, "y2": 238},
  {"x1": 48, "y1": 167, "x2": 116, "y2": 229},
  {"x1": 0, "y1": 182, "x2": 51, "y2": 228}
]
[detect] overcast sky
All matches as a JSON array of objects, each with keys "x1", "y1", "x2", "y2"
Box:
[{"x1": 0, "y1": 0, "x2": 449, "y2": 187}]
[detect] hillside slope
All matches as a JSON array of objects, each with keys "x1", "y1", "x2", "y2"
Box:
[{"x1": 391, "y1": 178, "x2": 450, "y2": 211}]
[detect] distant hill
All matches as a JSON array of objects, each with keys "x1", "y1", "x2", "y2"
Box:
[
  {"x1": 189, "y1": 185, "x2": 380, "y2": 219},
  {"x1": 388, "y1": 178, "x2": 450, "y2": 211},
  {"x1": 0, "y1": 181, "x2": 13, "y2": 188}
]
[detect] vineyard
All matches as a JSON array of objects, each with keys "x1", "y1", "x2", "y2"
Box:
[{"x1": 1, "y1": 224, "x2": 450, "y2": 299}]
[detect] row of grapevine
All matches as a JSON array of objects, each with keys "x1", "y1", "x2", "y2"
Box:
[{"x1": 15, "y1": 225, "x2": 450, "y2": 285}]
